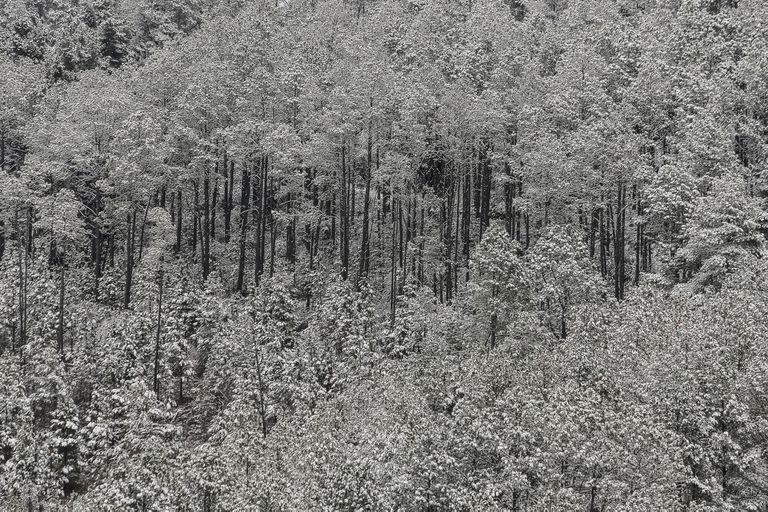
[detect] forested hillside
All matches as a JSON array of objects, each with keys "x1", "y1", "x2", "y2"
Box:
[{"x1": 2, "y1": 0, "x2": 768, "y2": 510}]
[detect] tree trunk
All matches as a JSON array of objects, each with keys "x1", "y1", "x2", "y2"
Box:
[
  {"x1": 124, "y1": 211, "x2": 136, "y2": 308},
  {"x1": 614, "y1": 182, "x2": 626, "y2": 300},
  {"x1": 480, "y1": 141, "x2": 491, "y2": 236},
  {"x1": 599, "y1": 206, "x2": 608, "y2": 278},
  {"x1": 175, "y1": 189, "x2": 182, "y2": 255},
  {"x1": 254, "y1": 158, "x2": 263, "y2": 283},
  {"x1": 236, "y1": 164, "x2": 251, "y2": 294},
  {"x1": 153, "y1": 270, "x2": 164, "y2": 397},
  {"x1": 15, "y1": 209, "x2": 27, "y2": 347},
  {"x1": 504, "y1": 163, "x2": 513, "y2": 236},
  {"x1": 94, "y1": 221, "x2": 102, "y2": 300},
  {"x1": 57, "y1": 255, "x2": 65, "y2": 354},
  {"x1": 202, "y1": 170, "x2": 211, "y2": 280},
  {"x1": 340, "y1": 144, "x2": 349, "y2": 280},
  {"x1": 444, "y1": 179, "x2": 454, "y2": 304},
  {"x1": 137, "y1": 201, "x2": 150, "y2": 261},
  {"x1": 256, "y1": 156, "x2": 269, "y2": 285},
  {"x1": 192, "y1": 182, "x2": 199, "y2": 255},
  {"x1": 390, "y1": 198, "x2": 398, "y2": 325},
  {"x1": 211, "y1": 172, "x2": 219, "y2": 242},
  {"x1": 224, "y1": 160, "x2": 234, "y2": 243},
  {"x1": 463, "y1": 167, "x2": 471, "y2": 265},
  {"x1": 358, "y1": 165, "x2": 371, "y2": 284},
  {"x1": 286, "y1": 191, "x2": 296, "y2": 266}
]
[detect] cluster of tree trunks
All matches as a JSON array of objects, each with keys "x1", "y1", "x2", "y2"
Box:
[{"x1": 0, "y1": 134, "x2": 660, "y2": 356}]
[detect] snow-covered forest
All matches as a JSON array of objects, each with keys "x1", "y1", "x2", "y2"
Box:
[{"x1": 2, "y1": 0, "x2": 768, "y2": 509}]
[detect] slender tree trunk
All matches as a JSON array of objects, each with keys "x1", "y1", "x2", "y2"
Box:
[
  {"x1": 57, "y1": 255, "x2": 65, "y2": 354},
  {"x1": 390, "y1": 198, "x2": 397, "y2": 325},
  {"x1": 124, "y1": 211, "x2": 136, "y2": 308},
  {"x1": 340, "y1": 144, "x2": 349, "y2": 280},
  {"x1": 0, "y1": 127, "x2": 5, "y2": 174},
  {"x1": 254, "y1": 158, "x2": 263, "y2": 284},
  {"x1": 504, "y1": 163, "x2": 513, "y2": 236},
  {"x1": 16, "y1": 209, "x2": 26, "y2": 347},
  {"x1": 613, "y1": 183, "x2": 626, "y2": 300},
  {"x1": 153, "y1": 270, "x2": 164, "y2": 397},
  {"x1": 599, "y1": 206, "x2": 607, "y2": 277},
  {"x1": 635, "y1": 187, "x2": 642, "y2": 286},
  {"x1": 175, "y1": 189, "x2": 182, "y2": 255},
  {"x1": 286, "y1": 191, "x2": 296, "y2": 265},
  {"x1": 211, "y1": 173, "x2": 219, "y2": 242},
  {"x1": 480, "y1": 141, "x2": 491, "y2": 235},
  {"x1": 444, "y1": 179, "x2": 454, "y2": 304},
  {"x1": 269, "y1": 209, "x2": 276, "y2": 278},
  {"x1": 257, "y1": 157, "x2": 269, "y2": 285},
  {"x1": 224, "y1": 161, "x2": 234, "y2": 243},
  {"x1": 94, "y1": 221, "x2": 102, "y2": 300},
  {"x1": 589, "y1": 207, "x2": 598, "y2": 260},
  {"x1": 516, "y1": 180, "x2": 523, "y2": 243},
  {"x1": 473, "y1": 147, "x2": 481, "y2": 219},
  {"x1": 202, "y1": 170, "x2": 211, "y2": 280},
  {"x1": 398, "y1": 200, "x2": 404, "y2": 271},
  {"x1": 237, "y1": 164, "x2": 251, "y2": 294},
  {"x1": 462, "y1": 167, "x2": 471, "y2": 267},
  {"x1": 138, "y1": 201, "x2": 150, "y2": 261},
  {"x1": 192, "y1": 182, "x2": 199, "y2": 255},
  {"x1": 25, "y1": 206, "x2": 32, "y2": 255},
  {"x1": 358, "y1": 165, "x2": 371, "y2": 284},
  {"x1": 489, "y1": 285, "x2": 498, "y2": 350}
]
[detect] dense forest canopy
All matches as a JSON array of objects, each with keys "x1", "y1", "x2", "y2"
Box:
[{"x1": 2, "y1": 0, "x2": 768, "y2": 510}]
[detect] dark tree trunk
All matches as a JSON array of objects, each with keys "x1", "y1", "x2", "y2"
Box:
[
  {"x1": 254, "y1": 158, "x2": 263, "y2": 283},
  {"x1": 175, "y1": 189, "x2": 182, "y2": 255},
  {"x1": 0, "y1": 221, "x2": 4, "y2": 262},
  {"x1": 211, "y1": 172, "x2": 219, "y2": 242},
  {"x1": 635, "y1": 187, "x2": 642, "y2": 286},
  {"x1": 153, "y1": 270, "x2": 164, "y2": 397},
  {"x1": 390, "y1": 198, "x2": 398, "y2": 325},
  {"x1": 480, "y1": 141, "x2": 491, "y2": 235},
  {"x1": 589, "y1": 207, "x2": 598, "y2": 261},
  {"x1": 256, "y1": 156, "x2": 269, "y2": 285},
  {"x1": 286, "y1": 191, "x2": 296, "y2": 266},
  {"x1": 94, "y1": 220, "x2": 102, "y2": 300},
  {"x1": 15, "y1": 209, "x2": 27, "y2": 347},
  {"x1": 443, "y1": 179, "x2": 454, "y2": 304},
  {"x1": 340, "y1": 144, "x2": 349, "y2": 280},
  {"x1": 236, "y1": 164, "x2": 251, "y2": 294},
  {"x1": 614, "y1": 181, "x2": 626, "y2": 300},
  {"x1": 358, "y1": 164, "x2": 371, "y2": 284},
  {"x1": 462, "y1": 168, "x2": 471, "y2": 262},
  {"x1": 599, "y1": 206, "x2": 608, "y2": 277},
  {"x1": 202, "y1": 171, "x2": 211, "y2": 280},
  {"x1": 504, "y1": 163, "x2": 513, "y2": 236},
  {"x1": 224, "y1": 161, "x2": 234, "y2": 243},
  {"x1": 137, "y1": 202, "x2": 150, "y2": 261},
  {"x1": 192, "y1": 182, "x2": 199, "y2": 255},
  {"x1": 57, "y1": 256, "x2": 65, "y2": 354},
  {"x1": 124, "y1": 211, "x2": 136, "y2": 308},
  {"x1": 473, "y1": 148, "x2": 481, "y2": 219},
  {"x1": 269, "y1": 212, "x2": 276, "y2": 278}
]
